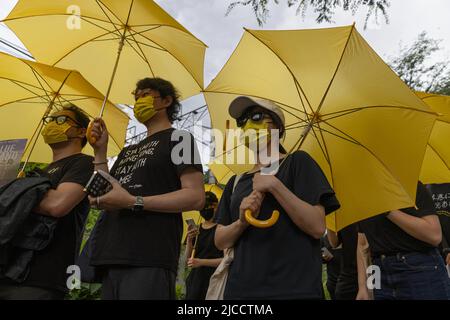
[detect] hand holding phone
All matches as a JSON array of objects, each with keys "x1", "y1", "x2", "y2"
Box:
[{"x1": 84, "y1": 170, "x2": 114, "y2": 197}]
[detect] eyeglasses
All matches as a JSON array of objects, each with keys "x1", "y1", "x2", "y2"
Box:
[
  {"x1": 43, "y1": 115, "x2": 81, "y2": 127},
  {"x1": 236, "y1": 111, "x2": 272, "y2": 127},
  {"x1": 131, "y1": 89, "x2": 161, "y2": 101}
]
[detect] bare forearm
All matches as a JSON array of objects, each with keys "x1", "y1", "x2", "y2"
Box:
[
  {"x1": 198, "y1": 258, "x2": 223, "y2": 268},
  {"x1": 387, "y1": 210, "x2": 442, "y2": 246},
  {"x1": 185, "y1": 240, "x2": 194, "y2": 262},
  {"x1": 357, "y1": 239, "x2": 368, "y2": 290},
  {"x1": 215, "y1": 221, "x2": 248, "y2": 250},
  {"x1": 269, "y1": 180, "x2": 325, "y2": 239},
  {"x1": 143, "y1": 188, "x2": 204, "y2": 213},
  {"x1": 327, "y1": 229, "x2": 340, "y2": 248},
  {"x1": 93, "y1": 150, "x2": 109, "y2": 173}
]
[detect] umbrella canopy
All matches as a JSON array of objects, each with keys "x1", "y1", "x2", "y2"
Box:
[
  {"x1": 204, "y1": 25, "x2": 437, "y2": 231},
  {"x1": 416, "y1": 92, "x2": 450, "y2": 184},
  {"x1": 3, "y1": 0, "x2": 206, "y2": 106},
  {"x1": 0, "y1": 52, "x2": 128, "y2": 164}
]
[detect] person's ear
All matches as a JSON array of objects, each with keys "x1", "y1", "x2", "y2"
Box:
[
  {"x1": 78, "y1": 127, "x2": 87, "y2": 139},
  {"x1": 161, "y1": 95, "x2": 173, "y2": 109}
]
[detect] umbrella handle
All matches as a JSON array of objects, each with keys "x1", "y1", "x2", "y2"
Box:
[
  {"x1": 86, "y1": 120, "x2": 97, "y2": 144},
  {"x1": 244, "y1": 209, "x2": 279, "y2": 228}
]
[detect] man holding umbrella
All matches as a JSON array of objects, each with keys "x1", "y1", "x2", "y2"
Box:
[
  {"x1": 87, "y1": 77, "x2": 205, "y2": 300},
  {"x1": 214, "y1": 96, "x2": 340, "y2": 299},
  {"x1": 0, "y1": 104, "x2": 94, "y2": 300}
]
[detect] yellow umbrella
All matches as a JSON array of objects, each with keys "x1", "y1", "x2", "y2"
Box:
[
  {"x1": 416, "y1": 92, "x2": 450, "y2": 184},
  {"x1": 0, "y1": 52, "x2": 128, "y2": 165},
  {"x1": 3, "y1": 0, "x2": 206, "y2": 109},
  {"x1": 204, "y1": 25, "x2": 437, "y2": 231}
]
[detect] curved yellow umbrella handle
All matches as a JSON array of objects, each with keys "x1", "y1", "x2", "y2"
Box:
[
  {"x1": 86, "y1": 121, "x2": 97, "y2": 145},
  {"x1": 244, "y1": 209, "x2": 280, "y2": 228}
]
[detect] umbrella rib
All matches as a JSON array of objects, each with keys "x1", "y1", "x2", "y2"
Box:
[
  {"x1": 96, "y1": 0, "x2": 126, "y2": 28},
  {"x1": 284, "y1": 120, "x2": 310, "y2": 129},
  {"x1": 129, "y1": 24, "x2": 207, "y2": 47},
  {"x1": 428, "y1": 143, "x2": 450, "y2": 171},
  {"x1": 320, "y1": 119, "x2": 414, "y2": 202},
  {"x1": 315, "y1": 24, "x2": 355, "y2": 115},
  {"x1": 0, "y1": 95, "x2": 50, "y2": 108},
  {"x1": 0, "y1": 77, "x2": 49, "y2": 94},
  {"x1": 308, "y1": 125, "x2": 331, "y2": 166},
  {"x1": 57, "y1": 94, "x2": 124, "y2": 150},
  {"x1": 90, "y1": 37, "x2": 122, "y2": 43},
  {"x1": 26, "y1": 65, "x2": 53, "y2": 102},
  {"x1": 203, "y1": 90, "x2": 308, "y2": 121},
  {"x1": 81, "y1": 16, "x2": 121, "y2": 35},
  {"x1": 324, "y1": 105, "x2": 438, "y2": 117},
  {"x1": 0, "y1": 77, "x2": 49, "y2": 100},
  {"x1": 2, "y1": 14, "x2": 116, "y2": 26},
  {"x1": 125, "y1": 39, "x2": 166, "y2": 52},
  {"x1": 294, "y1": 81, "x2": 313, "y2": 122},
  {"x1": 52, "y1": 29, "x2": 124, "y2": 66},
  {"x1": 314, "y1": 122, "x2": 333, "y2": 166},
  {"x1": 308, "y1": 124, "x2": 362, "y2": 147},
  {"x1": 245, "y1": 29, "x2": 315, "y2": 114},
  {"x1": 137, "y1": 32, "x2": 204, "y2": 90}
]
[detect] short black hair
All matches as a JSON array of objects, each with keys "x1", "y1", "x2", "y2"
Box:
[
  {"x1": 62, "y1": 104, "x2": 90, "y2": 147},
  {"x1": 136, "y1": 77, "x2": 181, "y2": 123},
  {"x1": 204, "y1": 191, "x2": 218, "y2": 208}
]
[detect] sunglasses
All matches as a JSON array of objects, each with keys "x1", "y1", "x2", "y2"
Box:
[
  {"x1": 236, "y1": 111, "x2": 272, "y2": 128},
  {"x1": 43, "y1": 115, "x2": 81, "y2": 127}
]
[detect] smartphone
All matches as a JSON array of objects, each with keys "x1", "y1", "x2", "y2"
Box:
[
  {"x1": 321, "y1": 247, "x2": 334, "y2": 260},
  {"x1": 185, "y1": 219, "x2": 197, "y2": 229},
  {"x1": 84, "y1": 171, "x2": 113, "y2": 197}
]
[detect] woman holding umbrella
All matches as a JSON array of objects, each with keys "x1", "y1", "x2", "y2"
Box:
[{"x1": 214, "y1": 96, "x2": 340, "y2": 300}]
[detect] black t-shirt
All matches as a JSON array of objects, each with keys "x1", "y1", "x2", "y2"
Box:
[
  {"x1": 215, "y1": 151, "x2": 340, "y2": 299},
  {"x1": 426, "y1": 183, "x2": 450, "y2": 254},
  {"x1": 91, "y1": 128, "x2": 203, "y2": 273},
  {"x1": 186, "y1": 224, "x2": 223, "y2": 300},
  {"x1": 336, "y1": 224, "x2": 358, "y2": 294},
  {"x1": 21, "y1": 153, "x2": 93, "y2": 292},
  {"x1": 358, "y1": 181, "x2": 437, "y2": 257}
]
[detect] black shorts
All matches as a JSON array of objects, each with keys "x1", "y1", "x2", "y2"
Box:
[{"x1": 101, "y1": 266, "x2": 176, "y2": 300}]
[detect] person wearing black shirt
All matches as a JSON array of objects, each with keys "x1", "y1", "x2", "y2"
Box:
[
  {"x1": 185, "y1": 191, "x2": 223, "y2": 300},
  {"x1": 327, "y1": 225, "x2": 358, "y2": 300},
  {"x1": 426, "y1": 183, "x2": 450, "y2": 266},
  {"x1": 357, "y1": 181, "x2": 450, "y2": 300},
  {"x1": 214, "y1": 96, "x2": 340, "y2": 300},
  {"x1": 321, "y1": 235, "x2": 342, "y2": 300},
  {"x1": 87, "y1": 78, "x2": 204, "y2": 300},
  {"x1": 0, "y1": 104, "x2": 94, "y2": 300}
]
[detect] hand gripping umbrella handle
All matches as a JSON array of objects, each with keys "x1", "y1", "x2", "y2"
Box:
[
  {"x1": 86, "y1": 121, "x2": 97, "y2": 144},
  {"x1": 244, "y1": 209, "x2": 280, "y2": 228}
]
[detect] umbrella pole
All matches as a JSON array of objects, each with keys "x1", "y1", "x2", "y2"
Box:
[
  {"x1": 99, "y1": 31, "x2": 126, "y2": 117},
  {"x1": 17, "y1": 72, "x2": 73, "y2": 178},
  {"x1": 190, "y1": 214, "x2": 203, "y2": 259},
  {"x1": 17, "y1": 99, "x2": 57, "y2": 178},
  {"x1": 87, "y1": 30, "x2": 127, "y2": 144}
]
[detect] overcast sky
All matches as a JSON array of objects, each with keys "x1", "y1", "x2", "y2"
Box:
[
  {"x1": 1, "y1": 0, "x2": 450, "y2": 86},
  {"x1": 1, "y1": 0, "x2": 449, "y2": 164}
]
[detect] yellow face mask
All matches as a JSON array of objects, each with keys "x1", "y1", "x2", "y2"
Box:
[
  {"x1": 134, "y1": 96, "x2": 158, "y2": 124},
  {"x1": 240, "y1": 119, "x2": 271, "y2": 148},
  {"x1": 41, "y1": 121, "x2": 73, "y2": 145}
]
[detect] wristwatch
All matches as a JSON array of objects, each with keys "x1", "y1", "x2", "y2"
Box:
[{"x1": 132, "y1": 196, "x2": 144, "y2": 212}]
